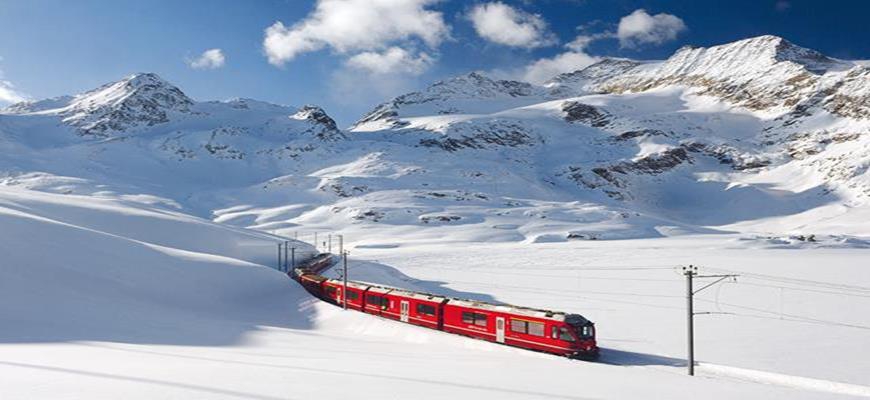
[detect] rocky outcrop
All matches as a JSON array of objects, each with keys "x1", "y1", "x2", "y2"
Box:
[
  {"x1": 291, "y1": 105, "x2": 345, "y2": 141},
  {"x1": 562, "y1": 101, "x2": 610, "y2": 127},
  {"x1": 418, "y1": 121, "x2": 537, "y2": 151}
]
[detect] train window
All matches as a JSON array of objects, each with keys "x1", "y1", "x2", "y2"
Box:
[
  {"x1": 325, "y1": 287, "x2": 337, "y2": 297},
  {"x1": 559, "y1": 327, "x2": 575, "y2": 341},
  {"x1": 461, "y1": 312, "x2": 488, "y2": 327},
  {"x1": 511, "y1": 320, "x2": 544, "y2": 336},
  {"x1": 367, "y1": 295, "x2": 387, "y2": 308},
  {"x1": 528, "y1": 322, "x2": 545, "y2": 337},
  {"x1": 416, "y1": 304, "x2": 436, "y2": 316},
  {"x1": 346, "y1": 291, "x2": 359, "y2": 301}
]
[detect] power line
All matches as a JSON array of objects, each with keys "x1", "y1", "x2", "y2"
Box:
[
  {"x1": 733, "y1": 281, "x2": 870, "y2": 299},
  {"x1": 705, "y1": 267, "x2": 870, "y2": 293},
  {"x1": 695, "y1": 298, "x2": 870, "y2": 330}
]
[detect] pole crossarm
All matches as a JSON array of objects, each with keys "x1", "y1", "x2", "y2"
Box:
[{"x1": 693, "y1": 275, "x2": 738, "y2": 295}]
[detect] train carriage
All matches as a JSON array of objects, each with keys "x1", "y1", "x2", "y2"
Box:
[
  {"x1": 383, "y1": 289, "x2": 448, "y2": 329},
  {"x1": 323, "y1": 280, "x2": 370, "y2": 311},
  {"x1": 442, "y1": 299, "x2": 598, "y2": 359},
  {"x1": 298, "y1": 273, "x2": 328, "y2": 297},
  {"x1": 363, "y1": 285, "x2": 393, "y2": 317}
]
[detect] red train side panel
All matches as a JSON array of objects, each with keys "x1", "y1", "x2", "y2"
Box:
[{"x1": 323, "y1": 280, "x2": 370, "y2": 311}]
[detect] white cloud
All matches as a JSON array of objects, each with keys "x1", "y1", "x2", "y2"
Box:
[
  {"x1": 0, "y1": 61, "x2": 27, "y2": 105},
  {"x1": 468, "y1": 2, "x2": 556, "y2": 48},
  {"x1": 263, "y1": 0, "x2": 449, "y2": 66},
  {"x1": 616, "y1": 9, "x2": 686, "y2": 48},
  {"x1": 522, "y1": 50, "x2": 599, "y2": 84},
  {"x1": 517, "y1": 34, "x2": 600, "y2": 84},
  {"x1": 346, "y1": 47, "x2": 433, "y2": 75},
  {"x1": 0, "y1": 80, "x2": 27, "y2": 105},
  {"x1": 186, "y1": 49, "x2": 226, "y2": 70}
]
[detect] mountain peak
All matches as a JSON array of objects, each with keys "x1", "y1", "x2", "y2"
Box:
[
  {"x1": 353, "y1": 71, "x2": 544, "y2": 129},
  {"x1": 545, "y1": 58, "x2": 642, "y2": 96},
  {"x1": 78, "y1": 72, "x2": 192, "y2": 108},
  {"x1": 427, "y1": 71, "x2": 537, "y2": 98},
  {"x1": 291, "y1": 105, "x2": 345, "y2": 141},
  {"x1": 61, "y1": 72, "x2": 194, "y2": 136},
  {"x1": 121, "y1": 72, "x2": 179, "y2": 91},
  {"x1": 669, "y1": 35, "x2": 841, "y2": 75}
]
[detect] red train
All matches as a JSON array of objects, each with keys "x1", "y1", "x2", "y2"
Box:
[{"x1": 292, "y1": 254, "x2": 599, "y2": 360}]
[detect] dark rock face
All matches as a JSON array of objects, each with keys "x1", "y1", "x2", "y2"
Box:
[
  {"x1": 561, "y1": 148, "x2": 694, "y2": 200},
  {"x1": 293, "y1": 105, "x2": 345, "y2": 141},
  {"x1": 418, "y1": 121, "x2": 537, "y2": 151},
  {"x1": 683, "y1": 142, "x2": 771, "y2": 170},
  {"x1": 354, "y1": 104, "x2": 409, "y2": 129},
  {"x1": 614, "y1": 129, "x2": 669, "y2": 141},
  {"x1": 562, "y1": 101, "x2": 610, "y2": 127},
  {"x1": 611, "y1": 148, "x2": 692, "y2": 175}
]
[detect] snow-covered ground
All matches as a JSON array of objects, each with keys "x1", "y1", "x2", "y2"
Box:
[{"x1": 2, "y1": 185, "x2": 868, "y2": 399}]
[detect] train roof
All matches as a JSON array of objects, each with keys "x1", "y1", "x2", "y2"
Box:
[
  {"x1": 447, "y1": 298, "x2": 585, "y2": 323},
  {"x1": 333, "y1": 279, "x2": 590, "y2": 324},
  {"x1": 299, "y1": 274, "x2": 327, "y2": 283},
  {"x1": 323, "y1": 279, "x2": 370, "y2": 291},
  {"x1": 350, "y1": 280, "x2": 449, "y2": 302}
]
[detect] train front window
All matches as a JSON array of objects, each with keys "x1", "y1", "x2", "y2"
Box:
[
  {"x1": 576, "y1": 325, "x2": 594, "y2": 339},
  {"x1": 558, "y1": 327, "x2": 575, "y2": 342}
]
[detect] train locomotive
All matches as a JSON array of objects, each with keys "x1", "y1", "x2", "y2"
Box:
[{"x1": 293, "y1": 254, "x2": 599, "y2": 360}]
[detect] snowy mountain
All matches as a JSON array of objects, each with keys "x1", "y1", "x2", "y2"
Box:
[
  {"x1": 353, "y1": 72, "x2": 547, "y2": 130},
  {"x1": 2, "y1": 35, "x2": 869, "y2": 246}
]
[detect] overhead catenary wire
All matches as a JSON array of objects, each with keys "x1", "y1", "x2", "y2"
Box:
[{"x1": 705, "y1": 267, "x2": 870, "y2": 293}]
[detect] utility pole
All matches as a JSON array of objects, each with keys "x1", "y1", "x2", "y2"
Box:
[
  {"x1": 684, "y1": 265, "x2": 696, "y2": 376},
  {"x1": 328, "y1": 234, "x2": 332, "y2": 253},
  {"x1": 290, "y1": 247, "x2": 296, "y2": 272},
  {"x1": 342, "y1": 250, "x2": 349, "y2": 310},
  {"x1": 682, "y1": 265, "x2": 738, "y2": 376},
  {"x1": 338, "y1": 235, "x2": 344, "y2": 255},
  {"x1": 283, "y1": 241, "x2": 289, "y2": 272},
  {"x1": 277, "y1": 242, "x2": 283, "y2": 272},
  {"x1": 314, "y1": 232, "x2": 318, "y2": 251}
]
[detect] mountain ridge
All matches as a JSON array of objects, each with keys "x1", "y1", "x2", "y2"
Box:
[{"x1": 1, "y1": 34, "x2": 869, "y2": 245}]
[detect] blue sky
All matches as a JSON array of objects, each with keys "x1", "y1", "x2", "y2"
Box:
[{"x1": 1, "y1": 0, "x2": 868, "y2": 125}]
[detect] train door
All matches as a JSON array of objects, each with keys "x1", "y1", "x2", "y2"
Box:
[
  {"x1": 496, "y1": 316, "x2": 505, "y2": 343},
  {"x1": 400, "y1": 300, "x2": 409, "y2": 322},
  {"x1": 335, "y1": 287, "x2": 342, "y2": 304}
]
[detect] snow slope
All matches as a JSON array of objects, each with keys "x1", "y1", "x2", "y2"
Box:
[{"x1": 2, "y1": 185, "x2": 868, "y2": 399}]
